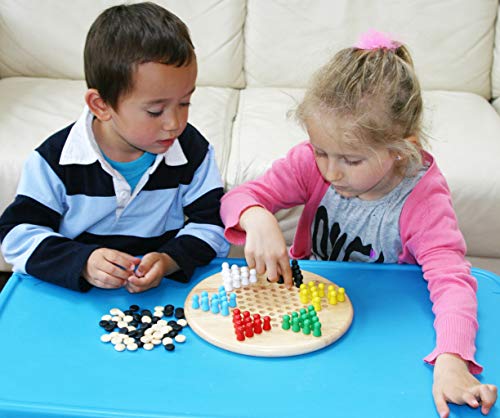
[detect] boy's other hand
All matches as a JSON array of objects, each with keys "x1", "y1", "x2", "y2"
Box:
[
  {"x1": 83, "y1": 248, "x2": 140, "y2": 289},
  {"x1": 433, "y1": 353, "x2": 497, "y2": 418},
  {"x1": 125, "y1": 252, "x2": 179, "y2": 293},
  {"x1": 239, "y1": 206, "x2": 292, "y2": 288}
]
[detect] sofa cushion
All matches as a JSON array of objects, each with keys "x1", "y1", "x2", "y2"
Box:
[
  {"x1": 244, "y1": 0, "x2": 496, "y2": 97},
  {"x1": 493, "y1": 2, "x2": 500, "y2": 100},
  {"x1": 227, "y1": 87, "x2": 500, "y2": 259},
  {"x1": 0, "y1": 0, "x2": 245, "y2": 88},
  {"x1": 493, "y1": 98, "x2": 500, "y2": 116},
  {"x1": 0, "y1": 77, "x2": 239, "y2": 271}
]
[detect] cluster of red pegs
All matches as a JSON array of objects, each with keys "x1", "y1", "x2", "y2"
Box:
[{"x1": 232, "y1": 308, "x2": 271, "y2": 341}]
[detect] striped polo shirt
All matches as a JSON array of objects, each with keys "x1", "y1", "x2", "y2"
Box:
[{"x1": 0, "y1": 107, "x2": 229, "y2": 291}]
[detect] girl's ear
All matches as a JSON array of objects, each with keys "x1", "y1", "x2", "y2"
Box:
[
  {"x1": 405, "y1": 135, "x2": 418, "y2": 145},
  {"x1": 84, "y1": 89, "x2": 112, "y2": 122}
]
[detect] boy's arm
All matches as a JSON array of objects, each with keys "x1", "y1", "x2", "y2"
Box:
[
  {"x1": 0, "y1": 151, "x2": 100, "y2": 291},
  {"x1": 157, "y1": 145, "x2": 229, "y2": 281}
]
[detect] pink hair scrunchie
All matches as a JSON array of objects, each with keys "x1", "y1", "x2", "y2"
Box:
[{"x1": 355, "y1": 29, "x2": 401, "y2": 51}]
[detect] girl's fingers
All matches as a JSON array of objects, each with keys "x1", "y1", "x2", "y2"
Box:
[
  {"x1": 278, "y1": 258, "x2": 293, "y2": 288},
  {"x1": 478, "y1": 384, "x2": 498, "y2": 414},
  {"x1": 433, "y1": 390, "x2": 450, "y2": 418},
  {"x1": 461, "y1": 391, "x2": 479, "y2": 409}
]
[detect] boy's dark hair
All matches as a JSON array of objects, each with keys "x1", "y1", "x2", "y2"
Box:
[{"x1": 84, "y1": 2, "x2": 195, "y2": 108}]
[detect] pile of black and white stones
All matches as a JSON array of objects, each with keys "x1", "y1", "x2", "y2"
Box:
[{"x1": 98, "y1": 304, "x2": 188, "y2": 352}]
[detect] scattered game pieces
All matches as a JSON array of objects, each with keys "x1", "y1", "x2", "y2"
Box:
[{"x1": 98, "y1": 304, "x2": 189, "y2": 353}]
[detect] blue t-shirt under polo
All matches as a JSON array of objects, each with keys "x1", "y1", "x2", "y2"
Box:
[{"x1": 103, "y1": 151, "x2": 156, "y2": 190}]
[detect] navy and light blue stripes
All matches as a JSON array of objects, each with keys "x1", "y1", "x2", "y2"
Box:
[{"x1": 0, "y1": 123, "x2": 229, "y2": 291}]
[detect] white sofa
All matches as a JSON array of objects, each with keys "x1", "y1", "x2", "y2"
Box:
[{"x1": 1, "y1": 0, "x2": 499, "y2": 275}]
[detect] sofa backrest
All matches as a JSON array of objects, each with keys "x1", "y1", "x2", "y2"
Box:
[
  {"x1": 493, "y1": 2, "x2": 500, "y2": 101},
  {"x1": 0, "y1": 0, "x2": 245, "y2": 88},
  {"x1": 244, "y1": 0, "x2": 496, "y2": 99}
]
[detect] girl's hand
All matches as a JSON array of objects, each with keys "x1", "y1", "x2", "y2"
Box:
[
  {"x1": 239, "y1": 206, "x2": 292, "y2": 288},
  {"x1": 433, "y1": 353, "x2": 497, "y2": 417},
  {"x1": 83, "y1": 248, "x2": 140, "y2": 289},
  {"x1": 125, "y1": 252, "x2": 179, "y2": 293}
]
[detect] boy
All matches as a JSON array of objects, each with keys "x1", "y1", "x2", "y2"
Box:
[{"x1": 0, "y1": 2, "x2": 229, "y2": 292}]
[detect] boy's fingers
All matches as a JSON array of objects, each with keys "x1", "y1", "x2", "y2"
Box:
[
  {"x1": 104, "y1": 250, "x2": 139, "y2": 271},
  {"x1": 103, "y1": 263, "x2": 132, "y2": 280},
  {"x1": 94, "y1": 272, "x2": 126, "y2": 289},
  {"x1": 136, "y1": 255, "x2": 156, "y2": 277},
  {"x1": 433, "y1": 392, "x2": 450, "y2": 418}
]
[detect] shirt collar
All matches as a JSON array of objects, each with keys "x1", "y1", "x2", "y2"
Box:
[{"x1": 59, "y1": 106, "x2": 188, "y2": 166}]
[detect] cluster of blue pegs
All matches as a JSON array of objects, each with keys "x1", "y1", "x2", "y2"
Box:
[{"x1": 191, "y1": 286, "x2": 238, "y2": 316}]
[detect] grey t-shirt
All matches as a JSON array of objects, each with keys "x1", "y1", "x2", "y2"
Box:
[{"x1": 311, "y1": 169, "x2": 427, "y2": 263}]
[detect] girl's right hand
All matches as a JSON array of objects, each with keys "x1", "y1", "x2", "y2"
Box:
[{"x1": 239, "y1": 206, "x2": 293, "y2": 288}]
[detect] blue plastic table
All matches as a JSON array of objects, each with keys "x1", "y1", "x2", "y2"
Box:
[{"x1": 0, "y1": 259, "x2": 498, "y2": 418}]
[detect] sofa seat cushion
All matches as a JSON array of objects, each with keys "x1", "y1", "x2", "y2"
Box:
[
  {"x1": 493, "y1": 98, "x2": 500, "y2": 116},
  {"x1": 0, "y1": 76, "x2": 239, "y2": 271},
  {"x1": 227, "y1": 87, "x2": 500, "y2": 259}
]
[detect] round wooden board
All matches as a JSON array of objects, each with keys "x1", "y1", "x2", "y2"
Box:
[{"x1": 184, "y1": 270, "x2": 354, "y2": 357}]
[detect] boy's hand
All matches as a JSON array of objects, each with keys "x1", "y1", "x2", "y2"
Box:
[
  {"x1": 125, "y1": 252, "x2": 179, "y2": 293},
  {"x1": 83, "y1": 248, "x2": 140, "y2": 289},
  {"x1": 239, "y1": 206, "x2": 292, "y2": 288},
  {"x1": 433, "y1": 353, "x2": 497, "y2": 418}
]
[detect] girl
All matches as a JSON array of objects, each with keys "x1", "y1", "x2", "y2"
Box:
[{"x1": 220, "y1": 30, "x2": 497, "y2": 417}]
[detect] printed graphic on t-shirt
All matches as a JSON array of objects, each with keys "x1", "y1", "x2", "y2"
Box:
[
  {"x1": 312, "y1": 206, "x2": 385, "y2": 262},
  {"x1": 310, "y1": 170, "x2": 426, "y2": 263}
]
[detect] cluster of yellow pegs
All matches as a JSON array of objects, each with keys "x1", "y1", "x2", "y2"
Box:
[{"x1": 299, "y1": 281, "x2": 345, "y2": 311}]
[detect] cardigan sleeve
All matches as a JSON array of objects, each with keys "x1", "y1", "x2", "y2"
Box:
[
  {"x1": 220, "y1": 142, "x2": 316, "y2": 245},
  {"x1": 399, "y1": 161, "x2": 482, "y2": 373}
]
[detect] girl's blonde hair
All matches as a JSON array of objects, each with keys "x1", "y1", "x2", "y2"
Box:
[{"x1": 296, "y1": 43, "x2": 426, "y2": 176}]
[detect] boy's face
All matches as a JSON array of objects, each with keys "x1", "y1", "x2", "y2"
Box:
[{"x1": 103, "y1": 60, "x2": 197, "y2": 159}]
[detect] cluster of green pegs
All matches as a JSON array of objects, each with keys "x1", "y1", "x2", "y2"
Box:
[{"x1": 281, "y1": 305, "x2": 322, "y2": 337}]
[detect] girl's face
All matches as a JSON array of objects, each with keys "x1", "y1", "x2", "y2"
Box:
[{"x1": 306, "y1": 113, "x2": 401, "y2": 201}]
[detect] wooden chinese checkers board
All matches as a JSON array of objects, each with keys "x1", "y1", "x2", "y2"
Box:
[{"x1": 184, "y1": 270, "x2": 354, "y2": 357}]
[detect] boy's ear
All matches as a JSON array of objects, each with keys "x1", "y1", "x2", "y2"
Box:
[{"x1": 84, "y1": 89, "x2": 112, "y2": 121}]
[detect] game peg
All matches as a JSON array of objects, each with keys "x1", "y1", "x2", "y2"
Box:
[
  {"x1": 337, "y1": 287, "x2": 346, "y2": 302},
  {"x1": 318, "y1": 283, "x2": 325, "y2": 297},
  {"x1": 263, "y1": 316, "x2": 272, "y2": 331},
  {"x1": 245, "y1": 324, "x2": 254, "y2": 338},
  {"x1": 201, "y1": 297, "x2": 210, "y2": 312},
  {"x1": 220, "y1": 301, "x2": 230, "y2": 316},
  {"x1": 191, "y1": 295, "x2": 200, "y2": 309},
  {"x1": 282, "y1": 315, "x2": 291, "y2": 330},
  {"x1": 313, "y1": 322, "x2": 322, "y2": 337},
  {"x1": 302, "y1": 319, "x2": 311, "y2": 335},
  {"x1": 210, "y1": 301, "x2": 220, "y2": 314},
  {"x1": 291, "y1": 317, "x2": 300, "y2": 333},
  {"x1": 228, "y1": 293, "x2": 237, "y2": 308}
]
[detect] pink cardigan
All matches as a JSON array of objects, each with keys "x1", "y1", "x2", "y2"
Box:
[{"x1": 221, "y1": 141, "x2": 481, "y2": 373}]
